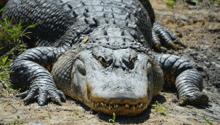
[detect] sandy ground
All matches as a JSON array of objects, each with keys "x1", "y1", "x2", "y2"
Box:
[{"x1": 0, "y1": 0, "x2": 220, "y2": 124}]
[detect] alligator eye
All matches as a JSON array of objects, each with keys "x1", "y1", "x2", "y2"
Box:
[
  {"x1": 99, "y1": 56, "x2": 113, "y2": 68},
  {"x1": 122, "y1": 56, "x2": 137, "y2": 69},
  {"x1": 75, "y1": 60, "x2": 86, "y2": 76}
]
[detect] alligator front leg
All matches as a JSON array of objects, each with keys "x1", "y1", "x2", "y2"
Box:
[
  {"x1": 10, "y1": 47, "x2": 66, "y2": 105},
  {"x1": 152, "y1": 22, "x2": 186, "y2": 52},
  {"x1": 139, "y1": 0, "x2": 185, "y2": 51},
  {"x1": 154, "y1": 54, "x2": 208, "y2": 105}
]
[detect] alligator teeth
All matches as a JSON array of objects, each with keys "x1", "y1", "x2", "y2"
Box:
[
  {"x1": 92, "y1": 101, "x2": 147, "y2": 110},
  {"x1": 132, "y1": 106, "x2": 136, "y2": 111},
  {"x1": 125, "y1": 104, "x2": 129, "y2": 109},
  {"x1": 139, "y1": 103, "x2": 143, "y2": 108},
  {"x1": 114, "y1": 105, "x2": 118, "y2": 108},
  {"x1": 101, "y1": 102, "x2": 104, "y2": 106},
  {"x1": 109, "y1": 105, "x2": 112, "y2": 110},
  {"x1": 144, "y1": 103, "x2": 147, "y2": 108}
]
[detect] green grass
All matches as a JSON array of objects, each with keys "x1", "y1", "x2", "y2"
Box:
[
  {"x1": 0, "y1": 115, "x2": 24, "y2": 125},
  {"x1": 48, "y1": 113, "x2": 52, "y2": 119},
  {"x1": 109, "y1": 112, "x2": 116, "y2": 123},
  {"x1": 0, "y1": 56, "x2": 13, "y2": 82},
  {"x1": 154, "y1": 103, "x2": 170, "y2": 115},
  {"x1": 0, "y1": 6, "x2": 38, "y2": 94},
  {"x1": 215, "y1": 0, "x2": 220, "y2": 4},
  {"x1": 166, "y1": 0, "x2": 175, "y2": 8},
  {"x1": 207, "y1": 0, "x2": 220, "y2": 5},
  {"x1": 202, "y1": 116, "x2": 212, "y2": 125}
]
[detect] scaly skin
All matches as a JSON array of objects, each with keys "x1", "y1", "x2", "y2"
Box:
[{"x1": 3, "y1": 0, "x2": 208, "y2": 116}]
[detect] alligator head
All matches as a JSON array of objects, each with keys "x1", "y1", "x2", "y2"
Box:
[{"x1": 54, "y1": 44, "x2": 164, "y2": 116}]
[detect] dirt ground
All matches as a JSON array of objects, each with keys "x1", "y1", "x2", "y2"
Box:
[{"x1": 0, "y1": 0, "x2": 220, "y2": 124}]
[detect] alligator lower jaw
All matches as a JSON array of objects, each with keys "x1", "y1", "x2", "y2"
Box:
[{"x1": 89, "y1": 101, "x2": 149, "y2": 116}]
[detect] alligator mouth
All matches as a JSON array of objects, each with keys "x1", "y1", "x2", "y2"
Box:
[
  {"x1": 85, "y1": 79, "x2": 151, "y2": 115},
  {"x1": 89, "y1": 101, "x2": 149, "y2": 115}
]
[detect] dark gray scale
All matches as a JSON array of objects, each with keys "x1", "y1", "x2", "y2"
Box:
[
  {"x1": 3, "y1": 0, "x2": 77, "y2": 47},
  {"x1": 74, "y1": 0, "x2": 153, "y2": 48}
]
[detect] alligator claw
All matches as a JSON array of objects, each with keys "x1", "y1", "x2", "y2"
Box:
[
  {"x1": 47, "y1": 90, "x2": 62, "y2": 105},
  {"x1": 16, "y1": 90, "x2": 29, "y2": 98},
  {"x1": 38, "y1": 88, "x2": 48, "y2": 106},
  {"x1": 152, "y1": 22, "x2": 186, "y2": 51},
  {"x1": 178, "y1": 92, "x2": 208, "y2": 106},
  {"x1": 174, "y1": 39, "x2": 187, "y2": 48},
  {"x1": 16, "y1": 87, "x2": 66, "y2": 106},
  {"x1": 56, "y1": 90, "x2": 66, "y2": 102},
  {"x1": 23, "y1": 88, "x2": 38, "y2": 102}
]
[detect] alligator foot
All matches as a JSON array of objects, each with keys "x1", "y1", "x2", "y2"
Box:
[
  {"x1": 152, "y1": 22, "x2": 186, "y2": 52},
  {"x1": 16, "y1": 87, "x2": 66, "y2": 106},
  {"x1": 178, "y1": 92, "x2": 208, "y2": 106}
]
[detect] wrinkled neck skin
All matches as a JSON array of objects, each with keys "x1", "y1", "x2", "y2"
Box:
[{"x1": 64, "y1": 45, "x2": 162, "y2": 115}]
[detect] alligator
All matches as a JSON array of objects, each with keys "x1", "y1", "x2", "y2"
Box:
[{"x1": 2, "y1": 0, "x2": 208, "y2": 116}]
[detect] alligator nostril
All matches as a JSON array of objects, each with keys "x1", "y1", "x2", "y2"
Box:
[
  {"x1": 100, "y1": 56, "x2": 108, "y2": 68},
  {"x1": 122, "y1": 57, "x2": 136, "y2": 70},
  {"x1": 122, "y1": 52, "x2": 137, "y2": 70},
  {"x1": 122, "y1": 66, "x2": 126, "y2": 71},
  {"x1": 100, "y1": 56, "x2": 113, "y2": 68}
]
